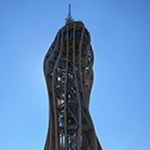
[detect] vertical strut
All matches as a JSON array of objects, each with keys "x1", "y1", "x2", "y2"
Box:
[
  {"x1": 83, "y1": 44, "x2": 90, "y2": 107},
  {"x1": 64, "y1": 27, "x2": 69, "y2": 150},
  {"x1": 73, "y1": 24, "x2": 82, "y2": 150},
  {"x1": 78, "y1": 27, "x2": 89, "y2": 109},
  {"x1": 52, "y1": 31, "x2": 64, "y2": 150},
  {"x1": 44, "y1": 34, "x2": 60, "y2": 150}
]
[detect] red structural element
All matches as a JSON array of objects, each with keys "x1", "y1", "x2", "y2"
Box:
[{"x1": 43, "y1": 20, "x2": 102, "y2": 150}]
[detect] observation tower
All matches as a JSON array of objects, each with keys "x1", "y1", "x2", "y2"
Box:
[{"x1": 43, "y1": 5, "x2": 102, "y2": 150}]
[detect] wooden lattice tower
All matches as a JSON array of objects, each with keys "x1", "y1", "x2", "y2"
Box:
[{"x1": 43, "y1": 5, "x2": 102, "y2": 150}]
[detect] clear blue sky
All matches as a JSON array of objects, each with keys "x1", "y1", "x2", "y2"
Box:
[{"x1": 0, "y1": 0, "x2": 150, "y2": 150}]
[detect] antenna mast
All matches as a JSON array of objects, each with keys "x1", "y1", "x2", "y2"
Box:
[{"x1": 65, "y1": 4, "x2": 74, "y2": 24}]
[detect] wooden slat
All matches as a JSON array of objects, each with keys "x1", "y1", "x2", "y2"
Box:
[
  {"x1": 52, "y1": 30, "x2": 64, "y2": 150},
  {"x1": 64, "y1": 26, "x2": 69, "y2": 150},
  {"x1": 72, "y1": 23, "x2": 82, "y2": 150},
  {"x1": 44, "y1": 34, "x2": 60, "y2": 150}
]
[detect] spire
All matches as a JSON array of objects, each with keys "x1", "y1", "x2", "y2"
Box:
[
  {"x1": 65, "y1": 4, "x2": 74, "y2": 24},
  {"x1": 69, "y1": 4, "x2": 71, "y2": 18}
]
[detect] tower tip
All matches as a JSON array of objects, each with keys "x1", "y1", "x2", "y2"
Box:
[{"x1": 65, "y1": 4, "x2": 74, "y2": 24}]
